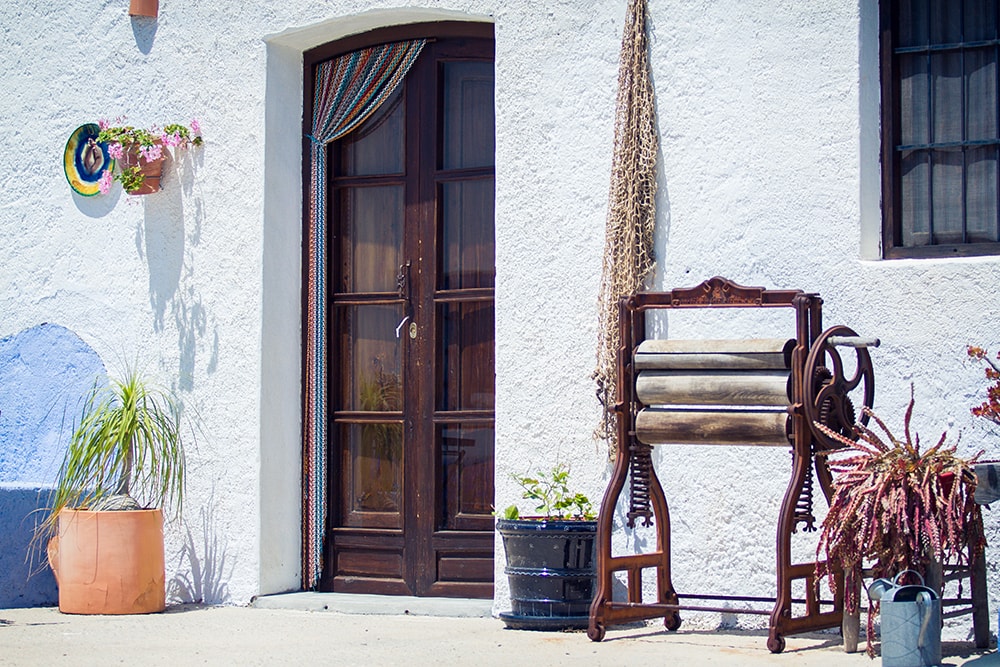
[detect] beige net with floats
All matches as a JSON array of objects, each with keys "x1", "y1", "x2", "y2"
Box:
[{"x1": 594, "y1": 0, "x2": 659, "y2": 458}]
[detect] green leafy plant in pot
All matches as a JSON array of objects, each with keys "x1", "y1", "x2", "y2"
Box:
[
  {"x1": 41, "y1": 364, "x2": 186, "y2": 614},
  {"x1": 497, "y1": 463, "x2": 597, "y2": 631},
  {"x1": 814, "y1": 387, "x2": 983, "y2": 656}
]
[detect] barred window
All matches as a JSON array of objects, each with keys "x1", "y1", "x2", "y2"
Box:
[{"x1": 881, "y1": 0, "x2": 1000, "y2": 257}]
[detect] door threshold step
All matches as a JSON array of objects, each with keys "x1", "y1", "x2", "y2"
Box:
[{"x1": 251, "y1": 591, "x2": 493, "y2": 618}]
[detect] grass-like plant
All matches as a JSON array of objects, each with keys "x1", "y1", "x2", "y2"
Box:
[
  {"x1": 814, "y1": 387, "x2": 983, "y2": 656},
  {"x1": 41, "y1": 365, "x2": 186, "y2": 537}
]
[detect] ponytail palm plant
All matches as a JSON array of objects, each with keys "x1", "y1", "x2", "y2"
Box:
[{"x1": 42, "y1": 365, "x2": 185, "y2": 536}]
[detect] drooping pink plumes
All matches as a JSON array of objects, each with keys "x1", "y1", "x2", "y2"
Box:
[{"x1": 814, "y1": 387, "x2": 984, "y2": 658}]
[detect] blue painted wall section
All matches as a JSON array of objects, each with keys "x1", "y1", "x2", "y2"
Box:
[{"x1": 0, "y1": 323, "x2": 105, "y2": 608}]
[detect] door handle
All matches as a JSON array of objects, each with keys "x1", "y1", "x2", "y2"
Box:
[
  {"x1": 396, "y1": 261, "x2": 414, "y2": 339},
  {"x1": 395, "y1": 315, "x2": 411, "y2": 339}
]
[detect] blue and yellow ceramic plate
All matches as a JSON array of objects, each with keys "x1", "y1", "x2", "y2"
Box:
[{"x1": 64, "y1": 124, "x2": 113, "y2": 196}]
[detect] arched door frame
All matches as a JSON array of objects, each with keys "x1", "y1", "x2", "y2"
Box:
[{"x1": 300, "y1": 20, "x2": 495, "y2": 591}]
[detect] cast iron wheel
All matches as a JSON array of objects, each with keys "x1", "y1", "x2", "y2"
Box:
[
  {"x1": 664, "y1": 612, "x2": 682, "y2": 631},
  {"x1": 767, "y1": 633, "x2": 786, "y2": 653},
  {"x1": 803, "y1": 325, "x2": 875, "y2": 451},
  {"x1": 588, "y1": 623, "x2": 606, "y2": 642}
]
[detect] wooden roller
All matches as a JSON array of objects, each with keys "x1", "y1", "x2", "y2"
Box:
[
  {"x1": 633, "y1": 339, "x2": 793, "y2": 446},
  {"x1": 634, "y1": 338, "x2": 795, "y2": 371},
  {"x1": 636, "y1": 370, "x2": 789, "y2": 406},
  {"x1": 635, "y1": 407, "x2": 789, "y2": 447}
]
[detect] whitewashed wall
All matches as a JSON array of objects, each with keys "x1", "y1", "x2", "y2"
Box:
[{"x1": 2, "y1": 0, "x2": 999, "y2": 638}]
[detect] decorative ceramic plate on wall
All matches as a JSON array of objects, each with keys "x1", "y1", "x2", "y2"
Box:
[{"x1": 64, "y1": 123, "x2": 113, "y2": 196}]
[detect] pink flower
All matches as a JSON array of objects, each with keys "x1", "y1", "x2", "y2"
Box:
[
  {"x1": 140, "y1": 143, "x2": 163, "y2": 162},
  {"x1": 98, "y1": 118, "x2": 109, "y2": 130},
  {"x1": 98, "y1": 170, "x2": 113, "y2": 195},
  {"x1": 190, "y1": 119, "x2": 201, "y2": 135},
  {"x1": 108, "y1": 142, "x2": 124, "y2": 160},
  {"x1": 161, "y1": 131, "x2": 182, "y2": 148}
]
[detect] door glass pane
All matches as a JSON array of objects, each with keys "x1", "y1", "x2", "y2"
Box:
[
  {"x1": 337, "y1": 185, "x2": 403, "y2": 293},
  {"x1": 437, "y1": 302, "x2": 495, "y2": 411},
  {"x1": 442, "y1": 61, "x2": 495, "y2": 170},
  {"x1": 440, "y1": 423, "x2": 494, "y2": 530},
  {"x1": 441, "y1": 179, "x2": 495, "y2": 290},
  {"x1": 337, "y1": 86, "x2": 405, "y2": 177},
  {"x1": 340, "y1": 423, "x2": 403, "y2": 522},
  {"x1": 337, "y1": 304, "x2": 403, "y2": 412}
]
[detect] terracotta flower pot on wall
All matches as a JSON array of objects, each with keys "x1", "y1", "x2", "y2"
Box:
[
  {"x1": 48, "y1": 508, "x2": 165, "y2": 614},
  {"x1": 120, "y1": 143, "x2": 164, "y2": 195},
  {"x1": 129, "y1": 0, "x2": 159, "y2": 17}
]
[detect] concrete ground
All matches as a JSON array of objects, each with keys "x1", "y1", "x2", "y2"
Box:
[{"x1": 1, "y1": 594, "x2": 998, "y2": 666}]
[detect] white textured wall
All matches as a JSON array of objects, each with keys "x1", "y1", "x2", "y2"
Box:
[
  {"x1": 493, "y1": 0, "x2": 1000, "y2": 638},
  {"x1": 3, "y1": 0, "x2": 999, "y2": 636}
]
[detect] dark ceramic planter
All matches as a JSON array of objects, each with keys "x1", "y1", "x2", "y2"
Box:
[{"x1": 497, "y1": 518, "x2": 597, "y2": 630}]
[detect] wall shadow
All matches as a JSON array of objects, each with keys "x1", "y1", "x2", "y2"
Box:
[
  {"x1": 130, "y1": 15, "x2": 158, "y2": 54},
  {"x1": 0, "y1": 485, "x2": 58, "y2": 607},
  {"x1": 141, "y1": 148, "x2": 216, "y2": 391}
]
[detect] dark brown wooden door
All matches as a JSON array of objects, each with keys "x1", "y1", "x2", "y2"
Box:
[{"x1": 321, "y1": 34, "x2": 495, "y2": 598}]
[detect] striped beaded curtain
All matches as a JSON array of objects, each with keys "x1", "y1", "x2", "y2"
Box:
[{"x1": 303, "y1": 38, "x2": 426, "y2": 589}]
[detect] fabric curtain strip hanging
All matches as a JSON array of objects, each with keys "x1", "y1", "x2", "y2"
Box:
[
  {"x1": 302, "y1": 38, "x2": 426, "y2": 590},
  {"x1": 594, "y1": 0, "x2": 659, "y2": 458}
]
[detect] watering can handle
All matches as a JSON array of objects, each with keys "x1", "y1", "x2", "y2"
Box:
[
  {"x1": 892, "y1": 569, "x2": 925, "y2": 587},
  {"x1": 915, "y1": 591, "x2": 933, "y2": 649}
]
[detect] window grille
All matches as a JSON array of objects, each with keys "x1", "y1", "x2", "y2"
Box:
[{"x1": 882, "y1": 0, "x2": 1000, "y2": 257}]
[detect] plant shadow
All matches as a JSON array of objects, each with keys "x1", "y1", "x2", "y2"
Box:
[{"x1": 167, "y1": 492, "x2": 233, "y2": 605}]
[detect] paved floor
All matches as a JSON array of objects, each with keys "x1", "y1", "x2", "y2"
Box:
[{"x1": 1, "y1": 597, "x2": 998, "y2": 666}]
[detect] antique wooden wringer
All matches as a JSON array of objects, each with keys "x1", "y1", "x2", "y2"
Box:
[{"x1": 587, "y1": 277, "x2": 879, "y2": 652}]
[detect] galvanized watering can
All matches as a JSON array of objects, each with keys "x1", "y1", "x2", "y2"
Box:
[{"x1": 868, "y1": 571, "x2": 941, "y2": 667}]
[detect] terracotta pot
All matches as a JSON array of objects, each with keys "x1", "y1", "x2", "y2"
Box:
[
  {"x1": 48, "y1": 508, "x2": 165, "y2": 614},
  {"x1": 129, "y1": 0, "x2": 159, "y2": 17},
  {"x1": 120, "y1": 142, "x2": 164, "y2": 195}
]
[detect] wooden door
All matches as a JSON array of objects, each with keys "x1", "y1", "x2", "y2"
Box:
[{"x1": 321, "y1": 33, "x2": 495, "y2": 598}]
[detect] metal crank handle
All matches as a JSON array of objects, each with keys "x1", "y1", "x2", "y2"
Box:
[{"x1": 828, "y1": 336, "x2": 880, "y2": 349}]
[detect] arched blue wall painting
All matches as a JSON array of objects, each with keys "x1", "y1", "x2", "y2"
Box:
[{"x1": 0, "y1": 323, "x2": 105, "y2": 608}]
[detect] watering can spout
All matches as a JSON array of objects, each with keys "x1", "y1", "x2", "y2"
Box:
[{"x1": 868, "y1": 577, "x2": 893, "y2": 601}]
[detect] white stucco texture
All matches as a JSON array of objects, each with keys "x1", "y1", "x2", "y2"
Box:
[{"x1": 2, "y1": 0, "x2": 999, "y2": 638}]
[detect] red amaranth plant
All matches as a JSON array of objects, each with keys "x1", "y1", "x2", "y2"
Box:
[{"x1": 814, "y1": 388, "x2": 984, "y2": 657}]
